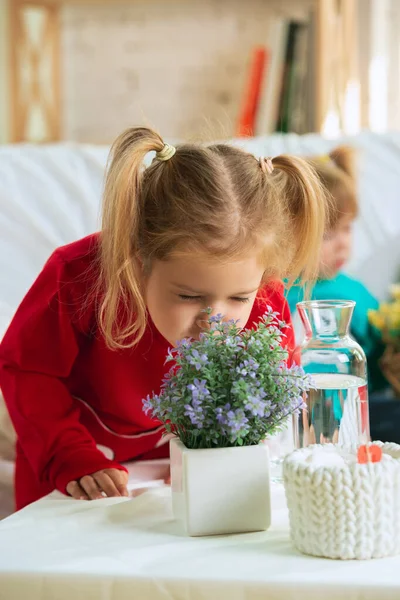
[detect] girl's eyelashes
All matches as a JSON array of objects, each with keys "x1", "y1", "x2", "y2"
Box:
[
  {"x1": 178, "y1": 295, "x2": 202, "y2": 302},
  {"x1": 178, "y1": 295, "x2": 250, "y2": 303}
]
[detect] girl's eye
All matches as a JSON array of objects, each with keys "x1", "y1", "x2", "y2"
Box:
[
  {"x1": 179, "y1": 295, "x2": 202, "y2": 302},
  {"x1": 178, "y1": 295, "x2": 249, "y2": 304}
]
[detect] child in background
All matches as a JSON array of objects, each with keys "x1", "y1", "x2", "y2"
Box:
[
  {"x1": 0, "y1": 128, "x2": 328, "y2": 509},
  {"x1": 286, "y1": 146, "x2": 387, "y2": 393}
]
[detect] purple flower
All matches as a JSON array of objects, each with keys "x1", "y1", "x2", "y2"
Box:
[
  {"x1": 225, "y1": 409, "x2": 249, "y2": 439},
  {"x1": 244, "y1": 389, "x2": 268, "y2": 417},
  {"x1": 143, "y1": 393, "x2": 162, "y2": 417},
  {"x1": 265, "y1": 306, "x2": 280, "y2": 318},
  {"x1": 142, "y1": 395, "x2": 152, "y2": 415},
  {"x1": 167, "y1": 347, "x2": 175, "y2": 361},
  {"x1": 187, "y1": 378, "x2": 210, "y2": 398},
  {"x1": 187, "y1": 349, "x2": 209, "y2": 370},
  {"x1": 246, "y1": 337, "x2": 263, "y2": 350},
  {"x1": 176, "y1": 338, "x2": 192, "y2": 350},
  {"x1": 245, "y1": 397, "x2": 265, "y2": 417},
  {"x1": 225, "y1": 335, "x2": 241, "y2": 348},
  {"x1": 263, "y1": 400, "x2": 272, "y2": 418},
  {"x1": 226, "y1": 318, "x2": 240, "y2": 327},
  {"x1": 289, "y1": 395, "x2": 307, "y2": 415},
  {"x1": 215, "y1": 408, "x2": 225, "y2": 424},
  {"x1": 161, "y1": 369, "x2": 175, "y2": 388},
  {"x1": 236, "y1": 358, "x2": 259, "y2": 378},
  {"x1": 209, "y1": 313, "x2": 224, "y2": 324},
  {"x1": 184, "y1": 403, "x2": 205, "y2": 428},
  {"x1": 183, "y1": 379, "x2": 211, "y2": 429},
  {"x1": 215, "y1": 403, "x2": 231, "y2": 424}
]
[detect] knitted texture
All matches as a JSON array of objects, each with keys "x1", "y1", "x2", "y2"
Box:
[{"x1": 283, "y1": 442, "x2": 400, "y2": 560}]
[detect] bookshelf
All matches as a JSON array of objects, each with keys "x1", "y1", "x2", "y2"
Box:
[{"x1": 2, "y1": 0, "x2": 359, "y2": 143}]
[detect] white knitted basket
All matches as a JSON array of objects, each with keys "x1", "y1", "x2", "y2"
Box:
[{"x1": 283, "y1": 442, "x2": 400, "y2": 560}]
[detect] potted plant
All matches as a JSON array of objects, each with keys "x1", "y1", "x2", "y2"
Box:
[{"x1": 143, "y1": 309, "x2": 313, "y2": 536}]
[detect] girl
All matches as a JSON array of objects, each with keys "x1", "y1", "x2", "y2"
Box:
[
  {"x1": 0, "y1": 128, "x2": 327, "y2": 509},
  {"x1": 286, "y1": 146, "x2": 387, "y2": 393}
]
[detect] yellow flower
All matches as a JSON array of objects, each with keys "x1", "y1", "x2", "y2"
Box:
[
  {"x1": 390, "y1": 284, "x2": 400, "y2": 301},
  {"x1": 369, "y1": 286, "x2": 400, "y2": 340},
  {"x1": 379, "y1": 303, "x2": 391, "y2": 315},
  {"x1": 387, "y1": 312, "x2": 400, "y2": 330},
  {"x1": 368, "y1": 309, "x2": 385, "y2": 331}
]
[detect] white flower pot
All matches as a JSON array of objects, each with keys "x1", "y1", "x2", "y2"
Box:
[
  {"x1": 283, "y1": 442, "x2": 400, "y2": 560},
  {"x1": 170, "y1": 437, "x2": 271, "y2": 536}
]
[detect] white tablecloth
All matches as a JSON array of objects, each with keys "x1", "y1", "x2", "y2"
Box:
[{"x1": 0, "y1": 482, "x2": 400, "y2": 600}]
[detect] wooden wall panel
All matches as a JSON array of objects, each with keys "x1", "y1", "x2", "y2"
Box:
[{"x1": 10, "y1": 1, "x2": 61, "y2": 142}]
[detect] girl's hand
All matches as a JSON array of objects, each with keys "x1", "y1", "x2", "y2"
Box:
[{"x1": 66, "y1": 468, "x2": 129, "y2": 500}]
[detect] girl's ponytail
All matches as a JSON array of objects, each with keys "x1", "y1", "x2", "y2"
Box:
[
  {"x1": 99, "y1": 127, "x2": 164, "y2": 349},
  {"x1": 271, "y1": 155, "x2": 330, "y2": 283},
  {"x1": 329, "y1": 145, "x2": 356, "y2": 180}
]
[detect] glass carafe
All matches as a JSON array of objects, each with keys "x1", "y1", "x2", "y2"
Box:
[{"x1": 294, "y1": 300, "x2": 370, "y2": 449}]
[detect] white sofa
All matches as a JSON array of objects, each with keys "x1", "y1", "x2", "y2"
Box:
[{"x1": 0, "y1": 131, "x2": 399, "y2": 517}]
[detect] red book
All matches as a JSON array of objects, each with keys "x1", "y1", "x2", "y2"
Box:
[{"x1": 236, "y1": 46, "x2": 268, "y2": 137}]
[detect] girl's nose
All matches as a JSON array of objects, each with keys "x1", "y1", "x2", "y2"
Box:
[{"x1": 195, "y1": 317, "x2": 211, "y2": 331}]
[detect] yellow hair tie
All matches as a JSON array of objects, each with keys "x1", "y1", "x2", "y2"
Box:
[
  {"x1": 259, "y1": 156, "x2": 274, "y2": 174},
  {"x1": 156, "y1": 143, "x2": 176, "y2": 162},
  {"x1": 317, "y1": 154, "x2": 331, "y2": 164}
]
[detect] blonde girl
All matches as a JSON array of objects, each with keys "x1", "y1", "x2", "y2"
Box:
[{"x1": 0, "y1": 128, "x2": 327, "y2": 508}]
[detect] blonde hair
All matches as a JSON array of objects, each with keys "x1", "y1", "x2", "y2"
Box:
[
  {"x1": 99, "y1": 127, "x2": 329, "y2": 349},
  {"x1": 310, "y1": 145, "x2": 358, "y2": 228}
]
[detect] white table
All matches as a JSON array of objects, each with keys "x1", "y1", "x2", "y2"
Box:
[{"x1": 1, "y1": 482, "x2": 400, "y2": 600}]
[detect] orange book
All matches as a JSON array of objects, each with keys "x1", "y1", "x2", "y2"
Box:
[{"x1": 236, "y1": 46, "x2": 268, "y2": 137}]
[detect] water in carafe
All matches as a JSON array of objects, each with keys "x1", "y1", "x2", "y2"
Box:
[{"x1": 294, "y1": 300, "x2": 370, "y2": 449}]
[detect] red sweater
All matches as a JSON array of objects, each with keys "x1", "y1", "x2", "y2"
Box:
[{"x1": 0, "y1": 235, "x2": 294, "y2": 509}]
